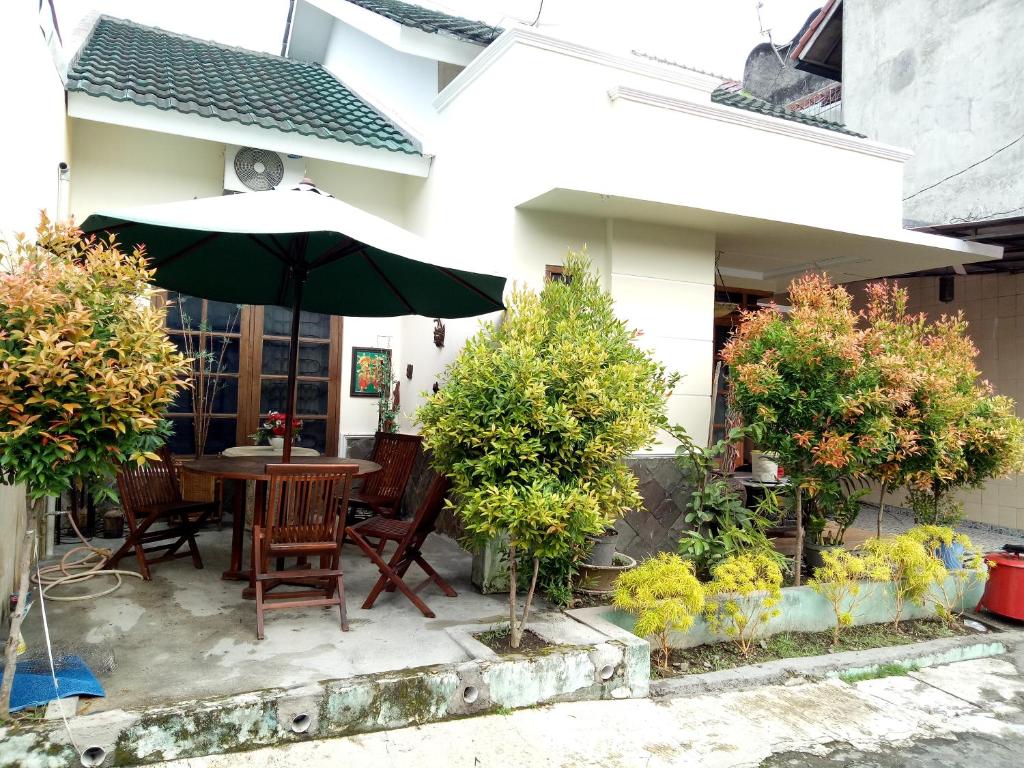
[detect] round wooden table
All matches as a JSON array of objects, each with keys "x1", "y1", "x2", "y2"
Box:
[{"x1": 182, "y1": 455, "x2": 381, "y2": 595}]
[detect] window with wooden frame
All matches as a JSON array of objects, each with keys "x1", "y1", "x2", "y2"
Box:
[
  {"x1": 545, "y1": 264, "x2": 569, "y2": 283},
  {"x1": 162, "y1": 293, "x2": 343, "y2": 457}
]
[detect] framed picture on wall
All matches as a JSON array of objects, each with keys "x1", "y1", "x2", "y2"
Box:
[{"x1": 350, "y1": 347, "x2": 391, "y2": 397}]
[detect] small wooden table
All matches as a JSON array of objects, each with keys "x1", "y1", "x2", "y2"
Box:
[{"x1": 182, "y1": 456, "x2": 381, "y2": 596}]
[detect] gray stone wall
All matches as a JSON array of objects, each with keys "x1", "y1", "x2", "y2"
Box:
[
  {"x1": 616, "y1": 455, "x2": 694, "y2": 561},
  {"x1": 842, "y1": 0, "x2": 1024, "y2": 226}
]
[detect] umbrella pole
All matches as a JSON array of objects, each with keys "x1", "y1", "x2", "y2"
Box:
[{"x1": 282, "y1": 271, "x2": 306, "y2": 463}]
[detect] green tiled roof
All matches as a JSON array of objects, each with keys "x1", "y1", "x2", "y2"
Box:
[
  {"x1": 344, "y1": 0, "x2": 502, "y2": 45},
  {"x1": 67, "y1": 16, "x2": 419, "y2": 154},
  {"x1": 711, "y1": 83, "x2": 865, "y2": 138}
]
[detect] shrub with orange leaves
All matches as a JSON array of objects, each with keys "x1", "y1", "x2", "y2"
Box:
[
  {"x1": 0, "y1": 214, "x2": 188, "y2": 502},
  {"x1": 722, "y1": 274, "x2": 893, "y2": 495},
  {"x1": 863, "y1": 280, "x2": 1024, "y2": 524}
]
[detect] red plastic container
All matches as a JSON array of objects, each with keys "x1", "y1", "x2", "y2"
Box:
[{"x1": 978, "y1": 551, "x2": 1024, "y2": 620}]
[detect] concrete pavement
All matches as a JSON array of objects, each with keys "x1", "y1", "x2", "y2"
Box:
[{"x1": 155, "y1": 647, "x2": 1024, "y2": 768}]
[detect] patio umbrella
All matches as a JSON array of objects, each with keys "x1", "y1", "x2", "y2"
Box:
[{"x1": 80, "y1": 183, "x2": 506, "y2": 461}]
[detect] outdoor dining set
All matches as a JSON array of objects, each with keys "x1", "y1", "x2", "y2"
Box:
[{"x1": 106, "y1": 431, "x2": 457, "y2": 639}]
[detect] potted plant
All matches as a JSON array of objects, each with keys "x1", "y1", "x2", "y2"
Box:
[
  {"x1": 418, "y1": 250, "x2": 675, "y2": 648},
  {"x1": 251, "y1": 411, "x2": 302, "y2": 449},
  {"x1": 0, "y1": 215, "x2": 188, "y2": 718},
  {"x1": 803, "y1": 485, "x2": 870, "y2": 571}
]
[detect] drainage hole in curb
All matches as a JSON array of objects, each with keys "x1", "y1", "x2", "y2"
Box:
[
  {"x1": 81, "y1": 746, "x2": 107, "y2": 767},
  {"x1": 599, "y1": 664, "x2": 615, "y2": 681},
  {"x1": 463, "y1": 685, "x2": 479, "y2": 704},
  {"x1": 291, "y1": 713, "x2": 312, "y2": 733}
]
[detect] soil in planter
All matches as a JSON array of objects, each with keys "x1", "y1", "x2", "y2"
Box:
[
  {"x1": 654, "y1": 618, "x2": 976, "y2": 677},
  {"x1": 474, "y1": 626, "x2": 553, "y2": 655}
]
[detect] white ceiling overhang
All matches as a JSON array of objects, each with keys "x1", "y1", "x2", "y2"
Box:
[{"x1": 517, "y1": 187, "x2": 1002, "y2": 290}]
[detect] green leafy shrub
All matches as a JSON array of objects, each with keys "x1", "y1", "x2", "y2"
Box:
[
  {"x1": 862, "y1": 533, "x2": 946, "y2": 629},
  {"x1": 673, "y1": 426, "x2": 787, "y2": 580},
  {"x1": 418, "y1": 251, "x2": 675, "y2": 647},
  {"x1": 905, "y1": 525, "x2": 988, "y2": 625},
  {"x1": 613, "y1": 553, "x2": 705, "y2": 669},
  {"x1": 704, "y1": 552, "x2": 783, "y2": 657},
  {"x1": 809, "y1": 548, "x2": 888, "y2": 644}
]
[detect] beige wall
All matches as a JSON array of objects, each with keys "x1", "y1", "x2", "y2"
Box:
[
  {"x1": 850, "y1": 273, "x2": 1024, "y2": 530},
  {"x1": 69, "y1": 120, "x2": 225, "y2": 222}
]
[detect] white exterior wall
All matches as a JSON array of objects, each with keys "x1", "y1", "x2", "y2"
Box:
[{"x1": 321, "y1": 20, "x2": 438, "y2": 137}]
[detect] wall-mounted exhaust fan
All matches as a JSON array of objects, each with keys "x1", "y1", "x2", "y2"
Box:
[{"x1": 224, "y1": 146, "x2": 304, "y2": 193}]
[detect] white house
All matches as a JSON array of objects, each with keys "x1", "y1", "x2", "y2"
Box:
[{"x1": 47, "y1": 0, "x2": 999, "y2": 461}]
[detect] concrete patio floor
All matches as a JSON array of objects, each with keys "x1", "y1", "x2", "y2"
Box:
[{"x1": 19, "y1": 526, "x2": 565, "y2": 715}]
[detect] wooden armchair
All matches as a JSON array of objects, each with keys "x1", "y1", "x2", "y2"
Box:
[
  {"x1": 109, "y1": 447, "x2": 216, "y2": 580},
  {"x1": 345, "y1": 473, "x2": 456, "y2": 618},
  {"x1": 348, "y1": 432, "x2": 422, "y2": 520},
  {"x1": 254, "y1": 463, "x2": 357, "y2": 640}
]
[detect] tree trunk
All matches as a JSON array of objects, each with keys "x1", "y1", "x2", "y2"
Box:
[
  {"x1": 793, "y1": 485, "x2": 804, "y2": 587},
  {"x1": 876, "y1": 483, "x2": 888, "y2": 539},
  {"x1": 519, "y1": 557, "x2": 540, "y2": 639},
  {"x1": 508, "y1": 543, "x2": 520, "y2": 649},
  {"x1": 0, "y1": 500, "x2": 40, "y2": 720}
]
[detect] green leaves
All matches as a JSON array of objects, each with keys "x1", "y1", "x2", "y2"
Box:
[
  {"x1": 0, "y1": 216, "x2": 188, "y2": 500},
  {"x1": 418, "y1": 249, "x2": 674, "y2": 561}
]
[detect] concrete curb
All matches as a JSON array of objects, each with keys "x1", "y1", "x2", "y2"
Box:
[
  {"x1": 650, "y1": 629, "x2": 1024, "y2": 698},
  {"x1": 0, "y1": 622, "x2": 651, "y2": 767}
]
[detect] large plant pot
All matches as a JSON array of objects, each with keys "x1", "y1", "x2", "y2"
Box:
[
  {"x1": 804, "y1": 541, "x2": 845, "y2": 573},
  {"x1": 585, "y1": 529, "x2": 619, "y2": 567},
  {"x1": 577, "y1": 553, "x2": 637, "y2": 595}
]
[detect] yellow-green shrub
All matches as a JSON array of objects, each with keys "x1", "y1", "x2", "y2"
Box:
[
  {"x1": 905, "y1": 525, "x2": 988, "y2": 624},
  {"x1": 862, "y1": 533, "x2": 946, "y2": 629},
  {"x1": 705, "y1": 552, "x2": 783, "y2": 657},
  {"x1": 809, "y1": 548, "x2": 888, "y2": 644},
  {"x1": 613, "y1": 553, "x2": 705, "y2": 670},
  {"x1": 417, "y1": 250, "x2": 676, "y2": 648}
]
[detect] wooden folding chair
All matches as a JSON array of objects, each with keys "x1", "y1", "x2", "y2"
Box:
[
  {"x1": 346, "y1": 474, "x2": 456, "y2": 618},
  {"x1": 110, "y1": 447, "x2": 216, "y2": 580},
  {"x1": 348, "y1": 432, "x2": 422, "y2": 520},
  {"x1": 254, "y1": 463, "x2": 357, "y2": 640}
]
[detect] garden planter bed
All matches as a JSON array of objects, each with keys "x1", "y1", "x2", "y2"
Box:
[
  {"x1": 653, "y1": 618, "x2": 974, "y2": 677},
  {"x1": 474, "y1": 628, "x2": 553, "y2": 655}
]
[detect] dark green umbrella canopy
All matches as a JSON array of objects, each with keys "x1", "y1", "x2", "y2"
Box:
[{"x1": 80, "y1": 183, "x2": 507, "y2": 458}]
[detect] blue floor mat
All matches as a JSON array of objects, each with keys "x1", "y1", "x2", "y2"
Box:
[{"x1": 4, "y1": 655, "x2": 105, "y2": 713}]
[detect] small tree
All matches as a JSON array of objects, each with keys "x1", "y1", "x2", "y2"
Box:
[
  {"x1": 418, "y1": 251, "x2": 675, "y2": 648},
  {"x1": 722, "y1": 274, "x2": 894, "y2": 584},
  {"x1": 704, "y1": 551, "x2": 783, "y2": 657},
  {"x1": 861, "y1": 534, "x2": 946, "y2": 630},
  {"x1": 0, "y1": 216, "x2": 188, "y2": 718},
  {"x1": 614, "y1": 553, "x2": 705, "y2": 670},
  {"x1": 809, "y1": 548, "x2": 888, "y2": 644},
  {"x1": 862, "y1": 281, "x2": 1024, "y2": 531}
]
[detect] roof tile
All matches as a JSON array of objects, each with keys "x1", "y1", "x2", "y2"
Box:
[
  {"x1": 67, "y1": 16, "x2": 420, "y2": 155},
  {"x1": 343, "y1": 0, "x2": 502, "y2": 45}
]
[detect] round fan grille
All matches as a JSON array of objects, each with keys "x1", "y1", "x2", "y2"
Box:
[{"x1": 233, "y1": 147, "x2": 285, "y2": 191}]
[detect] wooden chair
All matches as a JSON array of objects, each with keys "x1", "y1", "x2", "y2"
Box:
[
  {"x1": 348, "y1": 432, "x2": 422, "y2": 521},
  {"x1": 110, "y1": 447, "x2": 216, "y2": 580},
  {"x1": 345, "y1": 474, "x2": 456, "y2": 618},
  {"x1": 254, "y1": 463, "x2": 357, "y2": 640}
]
